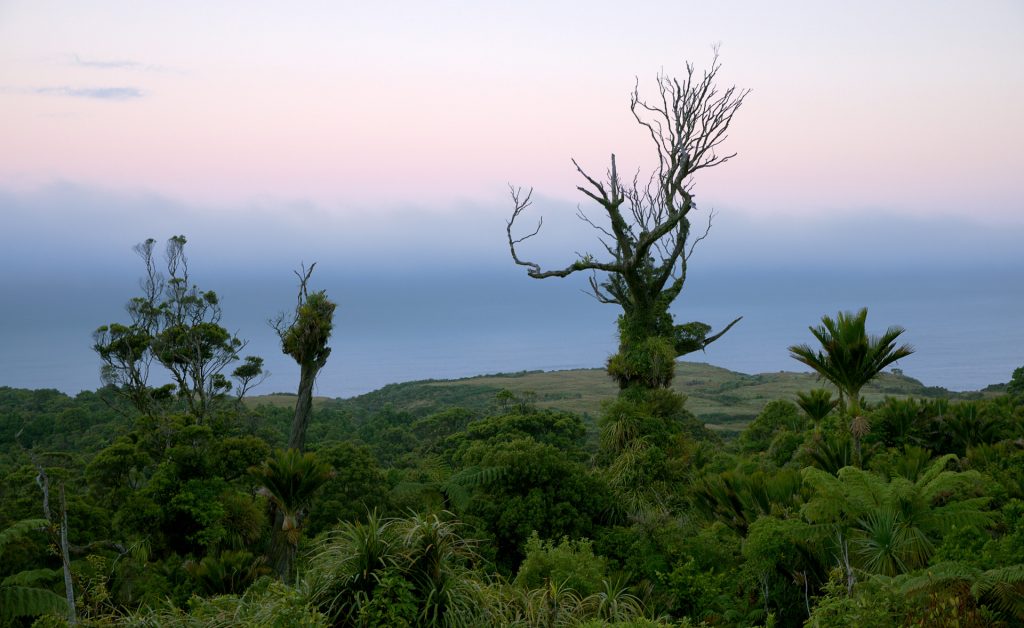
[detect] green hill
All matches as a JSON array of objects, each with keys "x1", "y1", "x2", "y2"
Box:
[{"x1": 250, "y1": 362, "x2": 991, "y2": 431}]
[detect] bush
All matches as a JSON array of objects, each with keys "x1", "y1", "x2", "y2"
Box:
[{"x1": 515, "y1": 532, "x2": 608, "y2": 596}]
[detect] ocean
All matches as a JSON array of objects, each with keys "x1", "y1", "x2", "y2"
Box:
[{"x1": 1, "y1": 266, "x2": 1020, "y2": 398}]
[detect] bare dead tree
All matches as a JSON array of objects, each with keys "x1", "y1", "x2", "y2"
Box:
[
  {"x1": 17, "y1": 433, "x2": 79, "y2": 626},
  {"x1": 507, "y1": 50, "x2": 747, "y2": 390}
]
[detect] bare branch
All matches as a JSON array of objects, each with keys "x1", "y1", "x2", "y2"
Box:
[
  {"x1": 701, "y1": 316, "x2": 743, "y2": 350},
  {"x1": 506, "y1": 52, "x2": 746, "y2": 388},
  {"x1": 506, "y1": 185, "x2": 623, "y2": 279},
  {"x1": 686, "y1": 209, "x2": 715, "y2": 261}
]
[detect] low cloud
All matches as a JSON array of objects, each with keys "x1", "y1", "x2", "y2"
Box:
[
  {"x1": 1, "y1": 182, "x2": 1022, "y2": 281},
  {"x1": 34, "y1": 86, "x2": 144, "y2": 100},
  {"x1": 68, "y1": 54, "x2": 171, "y2": 74}
]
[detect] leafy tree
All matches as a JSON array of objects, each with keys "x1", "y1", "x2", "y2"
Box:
[
  {"x1": 514, "y1": 532, "x2": 608, "y2": 596},
  {"x1": 742, "y1": 515, "x2": 821, "y2": 625},
  {"x1": 304, "y1": 441, "x2": 390, "y2": 536},
  {"x1": 93, "y1": 236, "x2": 263, "y2": 421},
  {"x1": 1006, "y1": 365, "x2": 1024, "y2": 399},
  {"x1": 444, "y1": 407, "x2": 587, "y2": 466},
  {"x1": 506, "y1": 51, "x2": 746, "y2": 392},
  {"x1": 462, "y1": 437, "x2": 614, "y2": 571},
  {"x1": 738, "y1": 399, "x2": 805, "y2": 453},
  {"x1": 789, "y1": 308, "x2": 913, "y2": 467},
  {"x1": 271, "y1": 263, "x2": 336, "y2": 451}
]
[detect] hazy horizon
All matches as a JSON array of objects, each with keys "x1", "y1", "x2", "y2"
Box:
[
  {"x1": 1, "y1": 2, "x2": 1021, "y2": 398},
  {"x1": 2, "y1": 261, "x2": 1020, "y2": 399}
]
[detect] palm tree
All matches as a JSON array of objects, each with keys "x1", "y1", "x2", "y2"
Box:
[
  {"x1": 250, "y1": 448, "x2": 333, "y2": 582},
  {"x1": 796, "y1": 388, "x2": 838, "y2": 434},
  {"x1": 186, "y1": 550, "x2": 271, "y2": 595},
  {"x1": 789, "y1": 308, "x2": 913, "y2": 467}
]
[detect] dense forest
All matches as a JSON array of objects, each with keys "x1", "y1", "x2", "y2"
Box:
[
  {"x1": 3, "y1": 299, "x2": 1023, "y2": 627},
  {"x1": 4, "y1": 56, "x2": 1023, "y2": 627},
  {"x1": 3, "y1": 236, "x2": 1024, "y2": 628}
]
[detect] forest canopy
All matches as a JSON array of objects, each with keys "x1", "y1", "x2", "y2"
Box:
[{"x1": 3, "y1": 56, "x2": 1023, "y2": 628}]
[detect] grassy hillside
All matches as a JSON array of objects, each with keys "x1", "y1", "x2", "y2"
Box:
[{"x1": 251, "y1": 362, "x2": 990, "y2": 431}]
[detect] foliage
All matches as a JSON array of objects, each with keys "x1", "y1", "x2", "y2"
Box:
[
  {"x1": 93, "y1": 236, "x2": 262, "y2": 420},
  {"x1": 186, "y1": 550, "x2": 271, "y2": 596},
  {"x1": 693, "y1": 468, "x2": 806, "y2": 535},
  {"x1": 462, "y1": 437, "x2": 615, "y2": 571},
  {"x1": 514, "y1": 532, "x2": 608, "y2": 596},
  {"x1": 0, "y1": 519, "x2": 66, "y2": 623},
  {"x1": 790, "y1": 308, "x2": 913, "y2": 466},
  {"x1": 303, "y1": 441, "x2": 390, "y2": 536},
  {"x1": 1, "y1": 285, "x2": 1021, "y2": 628},
  {"x1": 120, "y1": 578, "x2": 328, "y2": 627},
  {"x1": 801, "y1": 455, "x2": 993, "y2": 580},
  {"x1": 796, "y1": 388, "x2": 838, "y2": 426},
  {"x1": 271, "y1": 263, "x2": 337, "y2": 451},
  {"x1": 250, "y1": 448, "x2": 333, "y2": 581},
  {"x1": 306, "y1": 511, "x2": 483, "y2": 627},
  {"x1": 739, "y1": 399, "x2": 805, "y2": 453}
]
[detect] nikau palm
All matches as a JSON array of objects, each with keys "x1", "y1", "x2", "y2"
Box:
[
  {"x1": 251, "y1": 448, "x2": 333, "y2": 582},
  {"x1": 789, "y1": 308, "x2": 913, "y2": 467}
]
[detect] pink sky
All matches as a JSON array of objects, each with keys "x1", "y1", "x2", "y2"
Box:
[{"x1": 1, "y1": 1, "x2": 1022, "y2": 224}]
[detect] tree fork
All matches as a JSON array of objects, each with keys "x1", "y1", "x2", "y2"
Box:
[{"x1": 507, "y1": 50, "x2": 747, "y2": 390}]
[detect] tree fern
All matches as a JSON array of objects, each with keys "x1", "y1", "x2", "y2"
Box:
[
  {"x1": 0, "y1": 518, "x2": 48, "y2": 558},
  {"x1": 0, "y1": 585, "x2": 66, "y2": 623},
  {"x1": 895, "y1": 561, "x2": 1024, "y2": 624},
  {"x1": 802, "y1": 459, "x2": 994, "y2": 577},
  {"x1": 0, "y1": 518, "x2": 66, "y2": 622}
]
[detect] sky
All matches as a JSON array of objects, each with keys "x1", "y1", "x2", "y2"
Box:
[{"x1": 0, "y1": 1, "x2": 1022, "y2": 394}]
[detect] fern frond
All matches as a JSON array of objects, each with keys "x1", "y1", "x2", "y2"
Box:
[
  {"x1": 1, "y1": 568, "x2": 60, "y2": 588},
  {"x1": 0, "y1": 585, "x2": 66, "y2": 621},
  {"x1": 0, "y1": 519, "x2": 49, "y2": 558},
  {"x1": 973, "y1": 564, "x2": 1024, "y2": 621}
]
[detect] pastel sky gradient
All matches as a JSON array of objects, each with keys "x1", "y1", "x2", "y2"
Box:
[
  {"x1": 1, "y1": 2, "x2": 1022, "y2": 396},
  {"x1": 2, "y1": 1, "x2": 1022, "y2": 223}
]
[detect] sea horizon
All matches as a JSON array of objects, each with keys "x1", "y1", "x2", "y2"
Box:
[{"x1": 2, "y1": 266, "x2": 1020, "y2": 399}]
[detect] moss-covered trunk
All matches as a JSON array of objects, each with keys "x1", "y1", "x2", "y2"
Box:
[
  {"x1": 607, "y1": 298, "x2": 677, "y2": 391},
  {"x1": 289, "y1": 362, "x2": 318, "y2": 451}
]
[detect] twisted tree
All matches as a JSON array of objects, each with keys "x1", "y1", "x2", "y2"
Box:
[{"x1": 507, "y1": 52, "x2": 746, "y2": 391}]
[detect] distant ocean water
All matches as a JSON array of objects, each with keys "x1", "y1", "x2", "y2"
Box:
[{"x1": 1, "y1": 267, "x2": 1021, "y2": 398}]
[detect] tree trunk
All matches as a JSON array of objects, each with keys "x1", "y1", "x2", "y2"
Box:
[
  {"x1": 289, "y1": 362, "x2": 318, "y2": 451},
  {"x1": 32, "y1": 462, "x2": 78, "y2": 626},
  {"x1": 268, "y1": 518, "x2": 296, "y2": 584},
  {"x1": 848, "y1": 389, "x2": 865, "y2": 469},
  {"x1": 59, "y1": 484, "x2": 79, "y2": 626},
  {"x1": 608, "y1": 303, "x2": 677, "y2": 391}
]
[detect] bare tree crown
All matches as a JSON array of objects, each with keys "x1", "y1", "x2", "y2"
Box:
[{"x1": 507, "y1": 51, "x2": 749, "y2": 308}]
